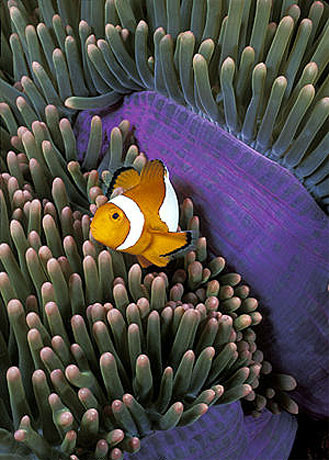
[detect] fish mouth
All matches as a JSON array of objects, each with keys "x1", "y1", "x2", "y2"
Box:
[{"x1": 90, "y1": 222, "x2": 98, "y2": 235}]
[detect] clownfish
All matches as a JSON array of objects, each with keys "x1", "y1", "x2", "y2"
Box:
[{"x1": 90, "y1": 160, "x2": 193, "y2": 267}]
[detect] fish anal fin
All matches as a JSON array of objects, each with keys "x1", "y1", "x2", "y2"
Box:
[
  {"x1": 136, "y1": 255, "x2": 153, "y2": 268},
  {"x1": 139, "y1": 253, "x2": 170, "y2": 268},
  {"x1": 108, "y1": 167, "x2": 140, "y2": 196}
]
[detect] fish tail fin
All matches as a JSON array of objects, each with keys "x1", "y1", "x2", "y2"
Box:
[
  {"x1": 141, "y1": 230, "x2": 194, "y2": 267},
  {"x1": 160, "y1": 230, "x2": 195, "y2": 257}
]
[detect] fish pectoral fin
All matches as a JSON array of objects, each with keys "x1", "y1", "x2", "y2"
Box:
[
  {"x1": 148, "y1": 230, "x2": 193, "y2": 259},
  {"x1": 149, "y1": 215, "x2": 169, "y2": 233},
  {"x1": 108, "y1": 167, "x2": 140, "y2": 197}
]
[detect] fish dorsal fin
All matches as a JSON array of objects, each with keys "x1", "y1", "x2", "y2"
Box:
[
  {"x1": 121, "y1": 160, "x2": 170, "y2": 233},
  {"x1": 129, "y1": 160, "x2": 168, "y2": 232},
  {"x1": 108, "y1": 167, "x2": 140, "y2": 196},
  {"x1": 139, "y1": 160, "x2": 166, "y2": 187}
]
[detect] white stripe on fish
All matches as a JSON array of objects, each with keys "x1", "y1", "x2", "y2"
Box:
[{"x1": 111, "y1": 194, "x2": 145, "y2": 250}]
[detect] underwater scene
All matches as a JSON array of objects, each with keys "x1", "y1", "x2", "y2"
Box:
[{"x1": 0, "y1": 1, "x2": 328, "y2": 459}]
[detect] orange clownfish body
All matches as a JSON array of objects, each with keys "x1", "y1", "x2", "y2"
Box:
[{"x1": 90, "y1": 160, "x2": 193, "y2": 267}]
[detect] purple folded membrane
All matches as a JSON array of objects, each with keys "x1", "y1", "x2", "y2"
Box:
[
  {"x1": 75, "y1": 90, "x2": 328, "y2": 456},
  {"x1": 125, "y1": 403, "x2": 297, "y2": 460}
]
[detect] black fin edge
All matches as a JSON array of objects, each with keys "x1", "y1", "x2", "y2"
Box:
[
  {"x1": 160, "y1": 231, "x2": 194, "y2": 258},
  {"x1": 106, "y1": 166, "x2": 138, "y2": 198}
]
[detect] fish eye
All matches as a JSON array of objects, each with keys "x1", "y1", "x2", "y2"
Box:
[{"x1": 112, "y1": 212, "x2": 120, "y2": 220}]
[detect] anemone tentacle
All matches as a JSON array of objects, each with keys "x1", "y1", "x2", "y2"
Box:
[
  {"x1": 1, "y1": 0, "x2": 328, "y2": 211},
  {"x1": 0, "y1": 118, "x2": 298, "y2": 459}
]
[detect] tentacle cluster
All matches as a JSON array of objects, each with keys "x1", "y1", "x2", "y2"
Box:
[
  {"x1": 0, "y1": 118, "x2": 297, "y2": 459},
  {"x1": 0, "y1": 0, "x2": 328, "y2": 211}
]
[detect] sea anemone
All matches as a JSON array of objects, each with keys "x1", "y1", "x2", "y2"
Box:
[
  {"x1": 1, "y1": 0, "x2": 328, "y2": 209},
  {"x1": 0, "y1": 122, "x2": 298, "y2": 459},
  {"x1": 0, "y1": 0, "x2": 328, "y2": 459}
]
